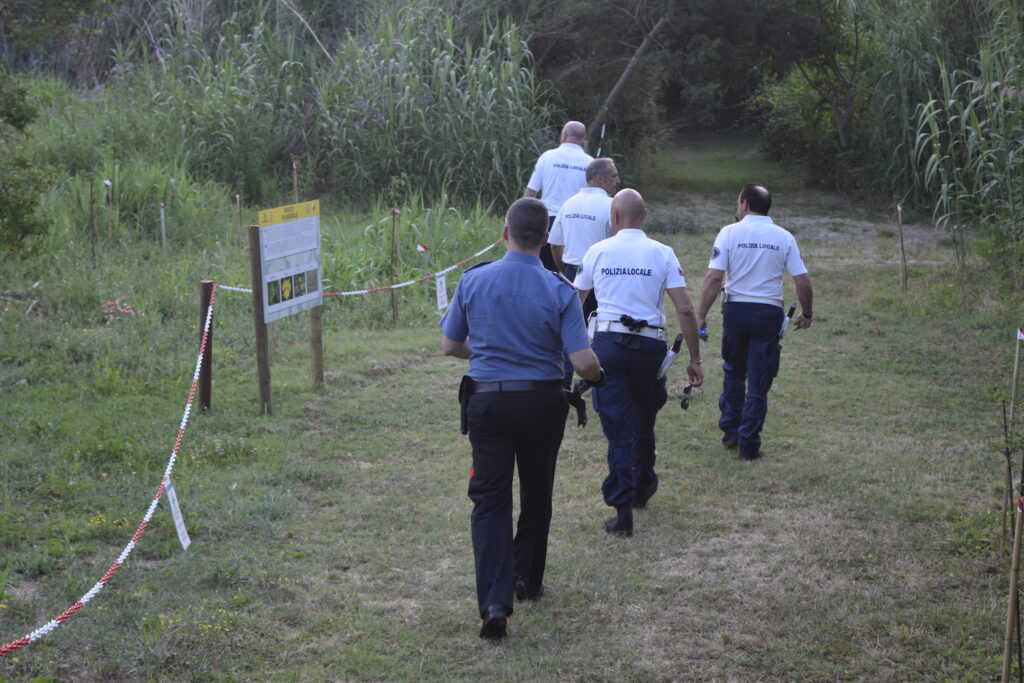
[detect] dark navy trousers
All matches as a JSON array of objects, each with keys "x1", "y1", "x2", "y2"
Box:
[
  {"x1": 591, "y1": 332, "x2": 667, "y2": 507},
  {"x1": 719, "y1": 302, "x2": 784, "y2": 457},
  {"x1": 466, "y1": 388, "x2": 568, "y2": 617}
]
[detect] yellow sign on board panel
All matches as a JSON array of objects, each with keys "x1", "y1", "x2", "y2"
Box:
[{"x1": 258, "y1": 200, "x2": 320, "y2": 227}]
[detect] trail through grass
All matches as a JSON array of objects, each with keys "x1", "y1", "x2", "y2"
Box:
[{"x1": 1, "y1": 136, "x2": 1019, "y2": 680}]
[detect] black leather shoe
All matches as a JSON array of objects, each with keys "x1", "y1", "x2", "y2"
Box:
[
  {"x1": 479, "y1": 605, "x2": 507, "y2": 640},
  {"x1": 722, "y1": 433, "x2": 738, "y2": 449},
  {"x1": 740, "y1": 450, "x2": 764, "y2": 461}
]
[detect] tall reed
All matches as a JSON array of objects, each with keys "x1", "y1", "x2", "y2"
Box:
[{"x1": 912, "y1": 8, "x2": 1024, "y2": 281}]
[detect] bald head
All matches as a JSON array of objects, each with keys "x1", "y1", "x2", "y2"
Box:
[
  {"x1": 611, "y1": 188, "x2": 647, "y2": 232},
  {"x1": 739, "y1": 183, "x2": 771, "y2": 215},
  {"x1": 561, "y1": 121, "x2": 586, "y2": 145}
]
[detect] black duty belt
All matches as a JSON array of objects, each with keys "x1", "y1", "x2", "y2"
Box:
[{"x1": 472, "y1": 379, "x2": 563, "y2": 393}]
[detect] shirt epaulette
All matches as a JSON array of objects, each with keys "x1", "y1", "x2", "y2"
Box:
[
  {"x1": 551, "y1": 270, "x2": 576, "y2": 288},
  {"x1": 464, "y1": 260, "x2": 493, "y2": 272}
]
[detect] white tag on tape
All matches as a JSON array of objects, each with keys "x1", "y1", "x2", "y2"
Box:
[{"x1": 164, "y1": 478, "x2": 191, "y2": 551}]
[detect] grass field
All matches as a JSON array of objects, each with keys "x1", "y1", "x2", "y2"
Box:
[{"x1": 2, "y1": 136, "x2": 1022, "y2": 680}]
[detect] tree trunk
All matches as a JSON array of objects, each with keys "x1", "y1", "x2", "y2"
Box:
[{"x1": 586, "y1": 17, "x2": 668, "y2": 150}]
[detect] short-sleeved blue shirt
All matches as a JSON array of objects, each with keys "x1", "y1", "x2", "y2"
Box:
[{"x1": 440, "y1": 250, "x2": 589, "y2": 382}]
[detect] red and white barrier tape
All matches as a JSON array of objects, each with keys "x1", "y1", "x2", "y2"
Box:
[
  {"x1": 325, "y1": 239, "x2": 500, "y2": 296},
  {"x1": 0, "y1": 286, "x2": 219, "y2": 658},
  {"x1": 217, "y1": 239, "x2": 501, "y2": 297}
]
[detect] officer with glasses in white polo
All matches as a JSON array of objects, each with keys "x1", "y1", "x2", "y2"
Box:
[{"x1": 574, "y1": 189, "x2": 704, "y2": 537}]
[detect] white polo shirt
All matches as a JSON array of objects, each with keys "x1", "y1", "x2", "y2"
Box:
[
  {"x1": 575, "y1": 229, "x2": 686, "y2": 328},
  {"x1": 526, "y1": 143, "x2": 593, "y2": 216},
  {"x1": 548, "y1": 188, "x2": 612, "y2": 266},
  {"x1": 707, "y1": 215, "x2": 807, "y2": 305}
]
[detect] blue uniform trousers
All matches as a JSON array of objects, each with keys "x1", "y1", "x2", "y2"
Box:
[
  {"x1": 591, "y1": 332, "x2": 667, "y2": 507},
  {"x1": 466, "y1": 387, "x2": 568, "y2": 617},
  {"x1": 719, "y1": 302, "x2": 784, "y2": 457}
]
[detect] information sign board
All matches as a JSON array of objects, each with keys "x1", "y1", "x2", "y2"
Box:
[{"x1": 257, "y1": 201, "x2": 322, "y2": 323}]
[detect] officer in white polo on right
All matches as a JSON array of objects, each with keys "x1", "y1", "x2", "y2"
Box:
[
  {"x1": 697, "y1": 182, "x2": 813, "y2": 461},
  {"x1": 575, "y1": 189, "x2": 704, "y2": 537}
]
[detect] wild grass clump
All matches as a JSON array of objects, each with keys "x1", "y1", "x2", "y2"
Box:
[
  {"x1": 307, "y1": 4, "x2": 547, "y2": 206},
  {"x1": 19, "y1": 0, "x2": 547, "y2": 223}
]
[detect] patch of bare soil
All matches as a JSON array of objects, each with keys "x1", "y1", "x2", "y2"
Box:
[{"x1": 786, "y1": 215, "x2": 941, "y2": 247}]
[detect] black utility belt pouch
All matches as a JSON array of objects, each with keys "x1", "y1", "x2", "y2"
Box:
[
  {"x1": 458, "y1": 375, "x2": 474, "y2": 434},
  {"x1": 615, "y1": 332, "x2": 644, "y2": 350}
]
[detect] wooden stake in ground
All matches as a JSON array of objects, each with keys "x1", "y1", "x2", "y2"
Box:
[
  {"x1": 391, "y1": 208, "x2": 401, "y2": 326},
  {"x1": 896, "y1": 204, "x2": 908, "y2": 292},
  {"x1": 1003, "y1": 335, "x2": 1023, "y2": 553},
  {"x1": 1004, "y1": 489, "x2": 1024, "y2": 683},
  {"x1": 1003, "y1": 329, "x2": 1024, "y2": 683},
  {"x1": 235, "y1": 194, "x2": 243, "y2": 248},
  {"x1": 90, "y1": 176, "x2": 101, "y2": 266},
  {"x1": 290, "y1": 162, "x2": 324, "y2": 389},
  {"x1": 160, "y1": 202, "x2": 167, "y2": 248},
  {"x1": 248, "y1": 225, "x2": 272, "y2": 415},
  {"x1": 104, "y1": 178, "x2": 113, "y2": 246},
  {"x1": 199, "y1": 280, "x2": 214, "y2": 411},
  {"x1": 418, "y1": 243, "x2": 431, "y2": 299}
]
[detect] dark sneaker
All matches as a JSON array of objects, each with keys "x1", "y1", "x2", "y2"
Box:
[
  {"x1": 722, "y1": 433, "x2": 739, "y2": 449},
  {"x1": 739, "y1": 450, "x2": 764, "y2": 461}
]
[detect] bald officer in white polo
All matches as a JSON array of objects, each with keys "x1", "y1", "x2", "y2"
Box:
[
  {"x1": 574, "y1": 189, "x2": 704, "y2": 537},
  {"x1": 523, "y1": 121, "x2": 593, "y2": 270}
]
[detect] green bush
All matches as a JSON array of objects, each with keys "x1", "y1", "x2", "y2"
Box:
[{"x1": 0, "y1": 68, "x2": 52, "y2": 251}]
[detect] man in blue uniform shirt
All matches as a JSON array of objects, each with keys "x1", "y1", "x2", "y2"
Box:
[
  {"x1": 575, "y1": 189, "x2": 704, "y2": 537},
  {"x1": 697, "y1": 183, "x2": 813, "y2": 461},
  {"x1": 440, "y1": 197, "x2": 604, "y2": 639}
]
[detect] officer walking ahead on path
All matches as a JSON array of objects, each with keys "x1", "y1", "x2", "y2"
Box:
[
  {"x1": 574, "y1": 189, "x2": 704, "y2": 537},
  {"x1": 697, "y1": 183, "x2": 813, "y2": 461},
  {"x1": 440, "y1": 198, "x2": 604, "y2": 640},
  {"x1": 548, "y1": 158, "x2": 620, "y2": 320},
  {"x1": 523, "y1": 121, "x2": 593, "y2": 271}
]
